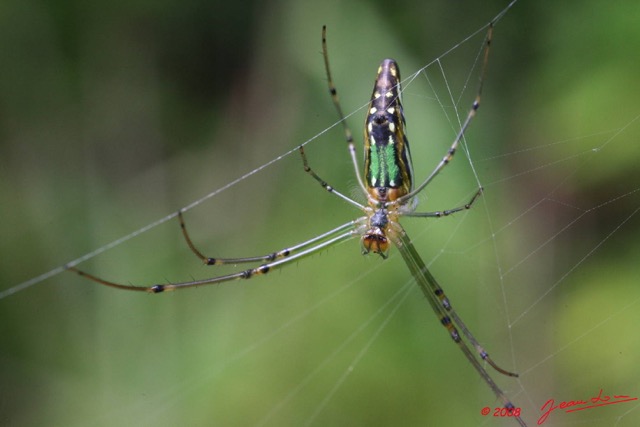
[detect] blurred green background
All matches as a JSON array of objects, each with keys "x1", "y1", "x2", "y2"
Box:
[{"x1": 2, "y1": 0, "x2": 640, "y2": 426}]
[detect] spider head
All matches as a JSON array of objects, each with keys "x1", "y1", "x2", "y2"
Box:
[{"x1": 361, "y1": 208, "x2": 390, "y2": 258}]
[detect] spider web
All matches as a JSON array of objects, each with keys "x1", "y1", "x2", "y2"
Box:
[{"x1": 2, "y1": 1, "x2": 640, "y2": 426}]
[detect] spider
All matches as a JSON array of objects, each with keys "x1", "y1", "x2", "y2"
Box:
[{"x1": 68, "y1": 23, "x2": 527, "y2": 426}]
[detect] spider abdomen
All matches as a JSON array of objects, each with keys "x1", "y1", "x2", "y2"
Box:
[{"x1": 363, "y1": 59, "x2": 413, "y2": 204}]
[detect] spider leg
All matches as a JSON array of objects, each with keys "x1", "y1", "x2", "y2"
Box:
[
  {"x1": 393, "y1": 227, "x2": 526, "y2": 426},
  {"x1": 299, "y1": 146, "x2": 366, "y2": 210},
  {"x1": 392, "y1": 24, "x2": 493, "y2": 208},
  {"x1": 405, "y1": 188, "x2": 482, "y2": 218},
  {"x1": 67, "y1": 218, "x2": 361, "y2": 293},
  {"x1": 179, "y1": 210, "x2": 359, "y2": 265},
  {"x1": 321, "y1": 25, "x2": 368, "y2": 196}
]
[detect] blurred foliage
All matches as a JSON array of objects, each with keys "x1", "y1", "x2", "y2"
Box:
[{"x1": 2, "y1": 1, "x2": 640, "y2": 426}]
